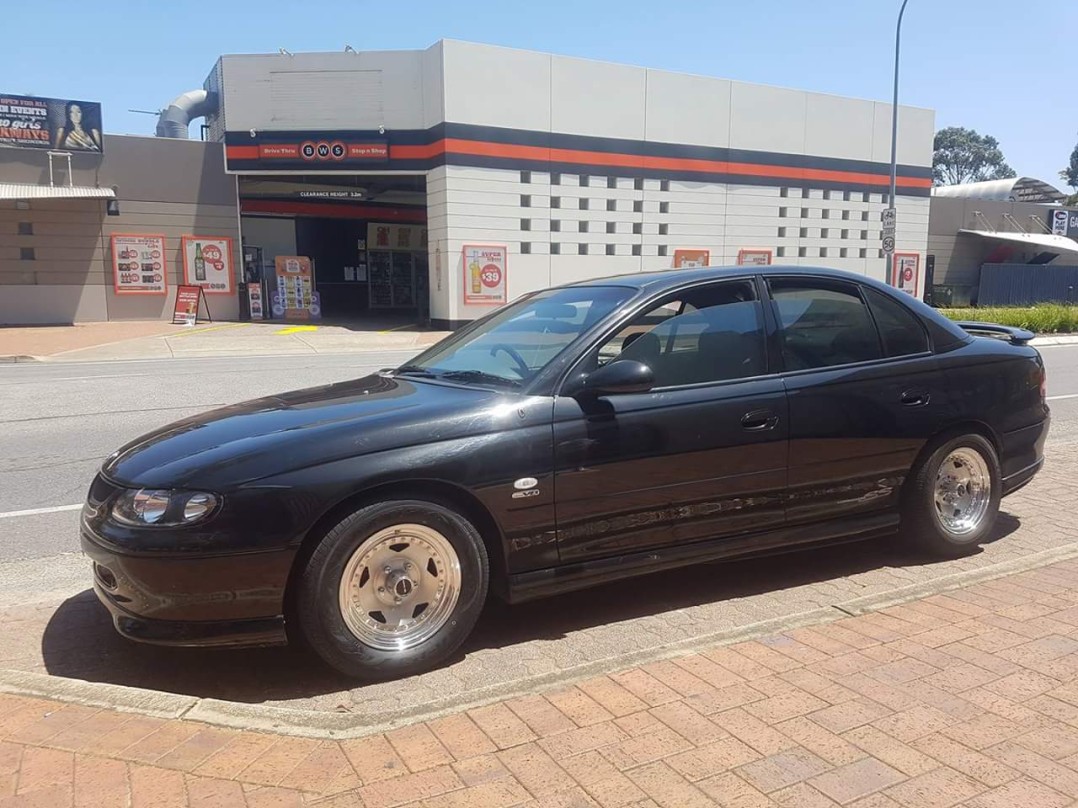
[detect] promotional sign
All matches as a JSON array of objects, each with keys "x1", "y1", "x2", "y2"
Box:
[
  {"x1": 367, "y1": 223, "x2": 428, "y2": 252},
  {"x1": 110, "y1": 234, "x2": 166, "y2": 295},
  {"x1": 0, "y1": 93, "x2": 103, "y2": 152},
  {"x1": 673, "y1": 249, "x2": 710, "y2": 268},
  {"x1": 462, "y1": 245, "x2": 508, "y2": 305},
  {"x1": 172, "y1": 285, "x2": 206, "y2": 325},
  {"x1": 181, "y1": 236, "x2": 234, "y2": 294},
  {"x1": 892, "y1": 252, "x2": 920, "y2": 297},
  {"x1": 225, "y1": 133, "x2": 388, "y2": 171},
  {"x1": 737, "y1": 249, "x2": 773, "y2": 266},
  {"x1": 272, "y1": 256, "x2": 315, "y2": 320},
  {"x1": 1049, "y1": 209, "x2": 1078, "y2": 238},
  {"x1": 247, "y1": 284, "x2": 265, "y2": 320}
]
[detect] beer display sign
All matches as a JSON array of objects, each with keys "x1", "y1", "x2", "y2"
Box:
[
  {"x1": 110, "y1": 234, "x2": 166, "y2": 295},
  {"x1": 462, "y1": 245, "x2": 508, "y2": 306},
  {"x1": 181, "y1": 235, "x2": 234, "y2": 295}
]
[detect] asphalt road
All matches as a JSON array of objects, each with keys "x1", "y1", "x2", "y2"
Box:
[
  {"x1": 0, "y1": 351, "x2": 417, "y2": 561},
  {"x1": 0, "y1": 344, "x2": 1075, "y2": 565}
]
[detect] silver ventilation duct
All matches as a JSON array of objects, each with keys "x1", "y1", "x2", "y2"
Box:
[{"x1": 155, "y1": 90, "x2": 218, "y2": 139}]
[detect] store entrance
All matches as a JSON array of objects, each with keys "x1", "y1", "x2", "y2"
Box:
[{"x1": 237, "y1": 174, "x2": 428, "y2": 324}]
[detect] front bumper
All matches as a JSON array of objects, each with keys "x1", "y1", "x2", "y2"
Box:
[{"x1": 81, "y1": 529, "x2": 293, "y2": 648}]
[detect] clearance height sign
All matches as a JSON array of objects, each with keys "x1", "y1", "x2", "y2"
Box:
[{"x1": 110, "y1": 234, "x2": 166, "y2": 295}]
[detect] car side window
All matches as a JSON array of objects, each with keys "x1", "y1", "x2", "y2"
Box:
[
  {"x1": 864, "y1": 287, "x2": 930, "y2": 357},
  {"x1": 598, "y1": 299, "x2": 685, "y2": 365},
  {"x1": 769, "y1": 279, "x2": 882, "y2": 370},
  {"x1": 595, "y1": 280, "x2": 767, "y2": 386}
]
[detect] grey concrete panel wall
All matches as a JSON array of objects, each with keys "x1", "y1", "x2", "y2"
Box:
[
  {"x1": 0, "y1": 135, "x2": 235, "y2": 206},
  {"x1": 0, "y1": 198, "x2": 239, "y2": 324},
  {"x1": 219, "y1": 50, "x2": 428, "y2": 132},
  {"x1": 0, "y1": 135, "x2": 239, "y2": 324}
]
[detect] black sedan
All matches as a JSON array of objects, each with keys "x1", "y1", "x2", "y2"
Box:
[{"x1": 81, "y1": 266, "x2": 1050, "y2": 680}]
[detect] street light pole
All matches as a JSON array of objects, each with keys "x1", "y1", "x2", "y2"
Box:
[{"x1": 886, "y1": 0, "x2": 910, "y2": 284}]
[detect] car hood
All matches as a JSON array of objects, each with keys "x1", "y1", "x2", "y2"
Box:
[{"x1": 103, "y1": 374, "x2": 509, "y2": 489}]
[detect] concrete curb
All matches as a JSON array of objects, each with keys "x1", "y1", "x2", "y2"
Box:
[
  {"x1": 0, "y1": 669, "x2": 195, "y2": 719},
  {"x1": 0, "y1": 355, "x2": 41, "y2": 363},
  {"x1": 2, "y1": 541, "x2": 1077, "y2": 739},
  {"x1": 1031, "y1": 334, "x2": 1078, "y2": 347}
]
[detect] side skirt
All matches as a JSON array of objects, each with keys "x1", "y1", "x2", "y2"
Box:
[{"x1": 505, "y1": 511, "x2": 899, "y2": 604}]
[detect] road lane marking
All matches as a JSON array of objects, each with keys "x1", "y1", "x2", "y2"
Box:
[
  {"x1": 1048, "y1": 393, "x2": 1078, "y2": 401},
  {"x1": 0, "y1": 504, "x2": 82, "y2": 519},
  {"x1": 169, "y1": 323, "x2": 251, "y2": 338},
  {"x1": 277, "y1": 326, "x2": 319, "y2": 335}
]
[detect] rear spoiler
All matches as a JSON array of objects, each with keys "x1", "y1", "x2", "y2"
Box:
[{"x1": 954, "y1": 321, "x2": 1035, "y2": 346}]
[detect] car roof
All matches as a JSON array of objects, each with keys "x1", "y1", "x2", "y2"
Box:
[{"x1": 566, "y1": 264, "x2": 895, "y2": 294}]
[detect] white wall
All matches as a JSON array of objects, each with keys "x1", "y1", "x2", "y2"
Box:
[
  {"x1": 221, "y1": 50, "x2": 428, "y2": 132},
  {"x1": 426, "y1": 163, "x2": 932, "y2": 320}
]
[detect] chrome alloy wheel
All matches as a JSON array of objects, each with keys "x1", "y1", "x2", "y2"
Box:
[
  {"x1": 933, "y1": 447, "x2": 992, "y2": 536},
  {"x1": 338, "y1": 524, "x2": 461, "y2": 651}
]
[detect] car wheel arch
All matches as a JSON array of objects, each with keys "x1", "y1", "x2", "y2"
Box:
[
  {"x1": 900, "y1": 419, "x2": 1002, "y2": 503},
  {"x1": 282, "y1": 479, "x2": 509, "y2": 634}
]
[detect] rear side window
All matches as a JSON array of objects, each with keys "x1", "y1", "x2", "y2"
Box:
[
  {"x1": 769, "y1": 279, "x2": 882, "y2": 370},
  {"x1": 864, "y1": 287, "x2": 929, "y2": 357}
]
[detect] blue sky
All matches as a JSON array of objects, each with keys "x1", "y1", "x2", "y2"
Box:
[{"x1": 6, "y1": 0, "x2": 1074, "y2": 188}]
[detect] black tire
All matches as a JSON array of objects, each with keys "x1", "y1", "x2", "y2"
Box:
[
  {"x1": 296, "y1": 499, "x2": 489, "y2": 681},
  {"x1": 902, "y1": 432, "x2": 1001, "y2": 558}
]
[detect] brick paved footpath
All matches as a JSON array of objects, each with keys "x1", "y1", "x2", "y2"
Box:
[{"x1": 2, "y1": 560, "x2": 1078, "y2": 807}]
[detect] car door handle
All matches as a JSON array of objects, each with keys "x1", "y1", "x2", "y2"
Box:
[
  {"x1": 741, "y1": 409, "x2": 779, "y2": 431},
  {"x1": 900, "y1": 389, "x2": 931, "y2": 407}
]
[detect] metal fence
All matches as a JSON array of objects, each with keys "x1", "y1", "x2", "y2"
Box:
[{"x1": 978, "y1": 263, "x2": 1078, "y2": 306}]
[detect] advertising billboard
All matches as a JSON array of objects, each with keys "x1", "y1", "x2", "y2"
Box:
[
  {"x1": 462, "y1": 245, "x2": 508, "y2": 306},
  {"x1": 737, "y1": 249, "x2": 773, "y2": 266},
  {"x1": 110, "y1": 234, "x2": 166, "y2": 295},
  {"x1": 673, "y1": 249, "x2": 710, "y2": 268},
  {"x1": 892, "y1": 252, "x2": 920, "y2": 297},
  {"x1": 0, "y1": 94, "x2": 102, "y2": 152},
  {"x1": 272, "y1": 256, "x2": 320, "y2": 320},
  {"x1": 181, "y1": 235, "x2": 234, "y2": 295},
  {"x1": 1049, "y1": 209, "x2": 1078, "y2": 239},
  {"x1": 367, "y1": 223, "x2": 428, "y2": 252}
]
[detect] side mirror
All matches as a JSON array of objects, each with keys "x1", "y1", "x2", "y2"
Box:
[{"x1": 572, "y1": 359, "x2": 654, "y2": 397}]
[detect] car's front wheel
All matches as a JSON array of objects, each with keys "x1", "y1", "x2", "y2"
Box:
[
  {"x1": 903, "y1": 433, "x2": 1001, "y2": 557},
  {"x1": 296, "y1": 499, "x2": 489, "y2": 680}
]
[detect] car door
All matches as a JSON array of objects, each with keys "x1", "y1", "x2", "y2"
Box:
[
  {"x1": 552, "y1": 277, "x2": 788, "y2": 563},
  {"x1": 768, "y1": 276, "x2": 948, "y2": 525}
]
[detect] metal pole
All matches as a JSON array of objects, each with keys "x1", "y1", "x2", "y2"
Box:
[{"x1": 887, "y1": 0, "x2": 910, "y2": 285}]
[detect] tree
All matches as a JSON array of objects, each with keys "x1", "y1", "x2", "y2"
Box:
[
  {"x1": 1060, "y1": 136, "x2": 1078, "y2": 193},
  {"x1": 932, "y1": 127, "x2": 1017, "y2": 186}
]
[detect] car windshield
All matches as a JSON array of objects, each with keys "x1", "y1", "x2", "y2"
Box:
[{"x1": 398, "y1": 285, "x2": 635, "y2": 386}]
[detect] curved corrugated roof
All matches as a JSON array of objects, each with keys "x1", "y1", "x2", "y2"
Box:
[{"x1": 933, "y1": 177, "x2": 1066, "y2": 203}]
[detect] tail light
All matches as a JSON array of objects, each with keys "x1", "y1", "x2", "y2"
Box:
[{"x1": 1039, "y1": 363, "x2": 1047, "y2": 401}]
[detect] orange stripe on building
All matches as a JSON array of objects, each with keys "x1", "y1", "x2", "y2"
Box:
[
  {"x1": 230, "y1": 138, "x2": 932, "y2": 189},
  {"x1": 226, "y1": 145, "x2": 259, "y2": 159}
]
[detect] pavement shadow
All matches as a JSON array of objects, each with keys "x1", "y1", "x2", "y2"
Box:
[{"x1": 39, "y1": 514, "x2": 1020, "y2": 704}]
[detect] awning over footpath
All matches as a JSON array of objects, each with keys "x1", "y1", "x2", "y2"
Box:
[
  {"x1": 0, "y1": 183, "x2": 115, "y2": 200},
  {"x1": 934, "y1": 177, "x2": 1066, "y2": 203},
  {"x1": 958, "y1": 228, "x2": 1078, "y2": 256}
]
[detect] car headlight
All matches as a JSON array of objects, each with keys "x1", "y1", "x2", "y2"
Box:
[{"x1": 111, "y1": 489, "x2": 219, "y2": 526}]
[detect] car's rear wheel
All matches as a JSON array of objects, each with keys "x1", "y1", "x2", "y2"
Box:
[
  {"x1": 296, "y1": 499, "x2": 488, "y2": 680},
  {"x1": 903, "y1": 433, "x2": 1001, "y2": 557}
]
